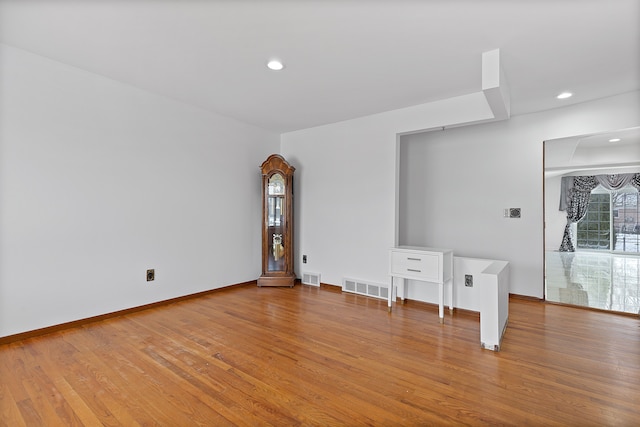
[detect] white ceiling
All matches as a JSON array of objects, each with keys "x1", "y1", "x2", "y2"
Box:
[
  {"x1": 545, "y1": 127, "x2": 640, "y2": 178},
  {"x1": 1, "y1": 0, "x2": 638, "y2": 133}
]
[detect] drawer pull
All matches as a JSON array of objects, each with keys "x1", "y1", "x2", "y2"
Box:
[
  {"x1": 407, "y1": 268, "x2": 421, "y2": 273},
  {"x1": 407, "y1": 257, "x2": 421, "y2": 261}
]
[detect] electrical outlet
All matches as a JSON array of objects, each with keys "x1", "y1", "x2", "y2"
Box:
[
  {"x1": 146, "y1": 269, "x2": 155, "y2": 282},
  {"x1": 302, "y1": 255, "x2": 307, "y2": 264},
  {"x1": 465, "y1": 274, "x2": 473, "y2": 287}
]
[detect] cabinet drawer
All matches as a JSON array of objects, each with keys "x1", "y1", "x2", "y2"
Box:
[{"x1": 390, "y1": 251, "x2": 440, "y2": 281}]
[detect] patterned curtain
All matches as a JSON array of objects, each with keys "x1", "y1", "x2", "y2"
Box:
[
  {"x1": 630, "y1": 173, "x2": 640, "y2": 191},
  {"x1": 597, "y1": 173, "x2": 639, "y2": 191},
  {"x1": 559, "y1": 176, "x2": 598, "y2": 252}
]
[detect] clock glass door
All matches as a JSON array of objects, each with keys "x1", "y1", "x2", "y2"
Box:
[{"x1": 267, "y1": 173, "x2": 286, "y2": 272}]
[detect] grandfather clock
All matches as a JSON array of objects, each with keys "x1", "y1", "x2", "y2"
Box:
[{"x1": 258, "y1": 154, "x2": 295, "y2": 287}]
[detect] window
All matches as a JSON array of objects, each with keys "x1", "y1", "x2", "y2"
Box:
[
  {"x1": 576, "y1": 186, "x2": 639, "y2": 253},
  {"x1": 576, "y1": 193, "x2": 610, "y2": 250},
  {"x1": 613, "y1": 191, "x2": 639, "y2": 252}
]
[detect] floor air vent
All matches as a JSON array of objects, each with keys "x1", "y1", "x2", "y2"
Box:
[
  {"x1": 342, "y1": 278, "x2": 389, "y2": 300},
  {"x1": 302, "y1": 272, "x2": 321, "y2": 287}
]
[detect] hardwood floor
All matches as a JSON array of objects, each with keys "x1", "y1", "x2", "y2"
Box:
[{"x1": 1, "y1": 283, "x2": 638, "y2": 426}]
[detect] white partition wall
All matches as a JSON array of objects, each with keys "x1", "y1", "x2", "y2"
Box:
[{"x1": 454, "y1": 257, "x2": 510, "y2": 351}]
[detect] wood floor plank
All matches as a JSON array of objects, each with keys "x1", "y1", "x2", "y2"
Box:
[
  {"x1": 0, "y1": 382, "x2": 28, "y2": 427},
  {"x1": 122, "y1": 305, "x2": 382, "y2": 425},
  {"x1": 30, "y1": 335, "x2": 111, "y2": 427},
  {"x1": 63, "y1": 324, "x2": 220, "y2": 426},
  {"x1": 0, "y1": 283, "x2": 638, "y2": 426},
  {"x1": 180, "y1": 296, "x2": 441, "y2": 424}
]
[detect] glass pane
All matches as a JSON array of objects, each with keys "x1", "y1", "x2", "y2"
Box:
[
  {"x1": 613, "y1": 190, "x2": 639, "y2": 253},
  {"x1": 267, "y1": 231, "x2": 286, "y2": 272},
  {"x1": 576, "y1": 186, "x2": 640, "y2": 253},
  {"x1": 577, "y1": 193, "x2": 610, "y2": 250},
  {"x1": 267, "y1": 173, "x2": 286, "y2": 271}
]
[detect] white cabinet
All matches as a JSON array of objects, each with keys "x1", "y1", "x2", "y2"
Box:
[{"x1": 389, "y1": 246, "x2": 453, "y2": 323}]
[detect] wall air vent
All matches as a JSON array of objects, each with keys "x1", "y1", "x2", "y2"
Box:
[
  {"x1": 302, "y1": 272, "x2": 321, "y2": 287},
  {"x1": 342, "y1": 278, "x2": 389, "y2": 300}
]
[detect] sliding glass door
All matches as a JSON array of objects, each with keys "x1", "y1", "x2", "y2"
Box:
[
  {"x1": 576, "y1": 186, "x2": 639, "y2": 253},
  {"x1": 613, "y1": 190, "x2": 639, "y2": 252}
]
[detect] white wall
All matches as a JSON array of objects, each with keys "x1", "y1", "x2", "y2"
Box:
[
  {"x1": 282, "y1": 91, "x2": 640, "y2": 300},
  {"x1": 0, "y1": 44, "x2": 279, "y2": 337},
  {"x1": 280, "y1": 91, "x2": 497, "y2": 290}
]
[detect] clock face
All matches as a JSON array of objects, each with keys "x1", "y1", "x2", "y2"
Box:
[{"x1": 268, "y1": 173, "x2": 285, "y2": 195}]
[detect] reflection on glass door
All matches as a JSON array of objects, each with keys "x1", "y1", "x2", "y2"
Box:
[{"x1": 613, "y1": 190, "x2": 639, "y2": 252}]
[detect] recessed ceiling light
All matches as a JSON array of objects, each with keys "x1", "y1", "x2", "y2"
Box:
[
  {"x1": 609, "y1": 138, "x2": 621, "y2": 142},
  {"x1": 267, "y1": 59, "x2": 284, "y2": 71},
  {"x1": 556, "y1": 92, "x2": 573, "y2": 99}
]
